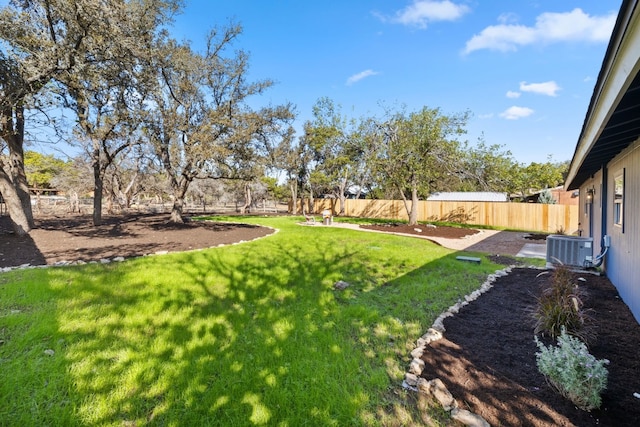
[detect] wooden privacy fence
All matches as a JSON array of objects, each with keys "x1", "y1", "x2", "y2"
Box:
[{"x1": 310, "y1": 199, "x2": 578, "y2": 233}]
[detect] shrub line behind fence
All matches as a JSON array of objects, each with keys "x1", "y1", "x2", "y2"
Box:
[{"x1": 306, "y1": 199, "x2": 578, "y2": 233}]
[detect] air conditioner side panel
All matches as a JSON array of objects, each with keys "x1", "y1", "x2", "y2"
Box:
[{"x1": 546, "y1": 236, "x2": 593, "y2": 267}]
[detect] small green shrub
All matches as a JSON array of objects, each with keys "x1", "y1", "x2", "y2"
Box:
[
  {"x1": 535, "y1": 328, "x2": 609, "y2": 411},
  {"x1": 532, "y1": 266, "x2": 594, "y2": 343},
  {"x1": 538, "y1": 188, "x2": 557, "y2": 204}
]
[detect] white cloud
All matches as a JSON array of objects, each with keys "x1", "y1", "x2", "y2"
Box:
[
  {"x1": 506, "y1": 90, "x2": 521, "y2": 98},
  {"x1": 519, "y1": 81, "x2": 561, "y2": 96},
  {"x1": 463, "y1": 8, "x2": 616, "y2": 54},
  {"x1": 384, "y1": 1, "x2": 470, "y2": 29},
  {"x1": 346, "y1": 69, "x2": 379, "y2": 86},
  {"x1": 478, "y1": 113, "x2": 494, "y2": 119},
  {"x1": 497, "y1": 12, "x2": 519, "y2": 25},
  {"x1": 499, "y1": 106, "x2": 534, "y2": 120}
]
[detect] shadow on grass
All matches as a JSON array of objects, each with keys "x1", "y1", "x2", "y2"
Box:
[{"x1": 2, "y1": 224, "x2": 500, "y2": 426}]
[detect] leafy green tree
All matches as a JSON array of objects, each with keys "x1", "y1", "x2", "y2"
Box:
[
  {"x1": 369, "y1": 106, "x2": 469, "y2": 225},
  {"x1": 143, "y1": 27, "x2": 294, "y2": 222},
  {"x1": 57, "y1": 0, "x2": 179, "y2": 224},
  {"x1": 0, "y1": 0, "x2": 182, "y2": 231},
  {"x1": 457, "y1": 137, "x2": 518, "y2": 193},
  {"x1": 24, "y1": 151, "x2": 66, "y2": 190},
  {"x1": 260, "y1": 176, "x2": 287, "y2": 205},
  {"x1": 50, "y1": 155, "x2": 93, "y2": 213},
  {"x1": 303, "y1": 97, "x2": 363, "y2": 215},
  {"x1": 275, "y1": 136, "x2": 313, "y2": 214},
  {"x1": 512, "y1": 156, "x2": 568, "y2": 201}
]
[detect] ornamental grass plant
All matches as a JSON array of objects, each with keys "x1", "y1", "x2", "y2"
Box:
[{"x1": 532, "y1": 265, "x2": 594, "y2": 344}]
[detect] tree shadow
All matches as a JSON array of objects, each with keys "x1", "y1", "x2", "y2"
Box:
[
  {"x1": 32, "y1": 238, "x2": 376, "y2": 425},
  {"x1": 0, "y1": 216, "x2": 46, "y2": 267},
  {"x1": 428, "y1": 206, "x2": 477, "y2": 224},
  {"x1": 5, "y1": 224, "x2": 501, "y2": 425}
]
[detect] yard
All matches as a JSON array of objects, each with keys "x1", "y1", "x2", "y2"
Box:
[
  {"x1": 1, "y1": 214, "x2": 638, "y2": 426},
  {"x1": 1, "y1": 214, "x2": 502, "y2": 425}
]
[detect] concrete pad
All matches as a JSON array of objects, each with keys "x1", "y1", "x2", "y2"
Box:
[{"x1": 516, "y1": 243, "x2": 546, "y2": 259}]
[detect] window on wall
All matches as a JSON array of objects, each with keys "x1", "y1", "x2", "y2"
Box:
[{"x1": 614, "y1": 170, "x2": 624, "y2": 230}]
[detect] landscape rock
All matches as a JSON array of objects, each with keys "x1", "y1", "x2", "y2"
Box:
[
  {"x1": 409, "y1": 358, "x2": 425, "y2": 375},
  {"x1": 416, "y1": 377, "x2": 430, "y2": 394},
  {"x1": 410, "y1": 347, "x2": 424, "y2": 358},
  {"x1": 421, "y1": 328, "x2": 443, "y2": 343},
  {"x1": 404, "y1": 372, "x2": 418, "y2": 387},
  {"x1": 333, "y1": 280, "x2": 350, "y2": 290},
  {"x1": 450, "y1": 408, "x2": 490, "y2": 427},
  {"x1": 428, "y1": 378, "x2": 457, "y2": 411}
]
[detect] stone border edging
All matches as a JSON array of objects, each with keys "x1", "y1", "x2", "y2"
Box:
[{"x1": 402, "y1": 265, "x2": 545, "y2": 427}]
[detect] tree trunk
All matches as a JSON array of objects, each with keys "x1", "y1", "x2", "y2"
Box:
[
  {"x1": 308, "y1": 187, "x2": 315, "y2": 214},
  {"x1": 334, "y1": 174, "x2": 349, "y2": 216},
  {"x1": 240, "y1": 183, "x2": 252, "y2": 214},
  {"x1": 2, "y1": 104, "x2": 34, "y2": 229},
  {"x1": 92, "y1": 147, "x2": 103, "y2": 225},
  {"x1": 289, "y1": 180, "x2": 297, "y2": 214},
  {"x1": 169, "y1": 176, "x2": 190, "y2": 223},
  {"x1": 0, "y1": 166, "x2": 31, "y2": 235},
  {"x1": 408, "y1": 187, "x2": 419, "y2": 225},
  {"x1": 170, "y1": 197, "x2": 185, "y2": 223}
]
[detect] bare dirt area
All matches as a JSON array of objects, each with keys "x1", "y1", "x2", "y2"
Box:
[{"x1": 0, "y1": 213, "x2": 273, "y2": 268}]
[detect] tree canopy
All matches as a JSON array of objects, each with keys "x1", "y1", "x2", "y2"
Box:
[{"x1": 1, "y1": 1, "x2": 570, "y2": 230}]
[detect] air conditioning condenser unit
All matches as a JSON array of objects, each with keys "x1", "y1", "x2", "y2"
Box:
[{"x1": 546, "y1": 235, "x2": 594, "y2": 268}]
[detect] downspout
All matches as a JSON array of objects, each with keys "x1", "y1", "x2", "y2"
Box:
[
  {"x1": 601, "y1": 164, "x2": 608, "y2": 241},
  {"x1": 592, "y1": 164, "x2": 610, "y2": 268}
]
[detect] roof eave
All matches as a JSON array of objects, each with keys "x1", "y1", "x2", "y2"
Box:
[{"x1": 566, "y1": 0, "x2": 640, "y2": 190}]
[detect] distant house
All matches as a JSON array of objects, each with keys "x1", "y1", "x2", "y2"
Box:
[
  {"x1": 427, "y1": 192, "x2": 508, "y2": 202},
  {"x1": 565, "y1": 0, "x2": 640, "y2": 322},
  {"x1": 522, "y1": 186, "x2": 579, "y2": 205}
]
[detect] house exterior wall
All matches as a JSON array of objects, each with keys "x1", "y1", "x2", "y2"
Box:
[{"x1": 584, "y1": 139, "x2": 640, "y2": 322}]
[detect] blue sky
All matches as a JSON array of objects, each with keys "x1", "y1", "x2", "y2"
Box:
[{"x1": 172, "y1": 0, "x2": 621, "y2": 164}]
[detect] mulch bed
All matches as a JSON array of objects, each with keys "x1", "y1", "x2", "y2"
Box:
[
  {"x1": 420, "y1": 267, "x2": 640, "y2": 426},
  {"x1": 0, "y1": 213, "x2": 273, "y2": 268},
  {"x1": 360, "y1": 223, "x2": 480, "y2": 239}
]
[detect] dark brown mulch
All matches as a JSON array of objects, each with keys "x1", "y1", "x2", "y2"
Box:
[
  {"x1": 525, "y1": 233, "x2": 550, "y2": 241},
  {"x1": 360, "y1": 223, "x2": 480, "y2": 239},
  {"x1": 420, "y1": 268, "x2": 640, "y2": 426},
  {"x1": 0, "y1": 213, "x2": 273, "y2": 268}
]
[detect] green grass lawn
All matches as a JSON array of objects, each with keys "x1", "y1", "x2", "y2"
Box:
[{"x1": 1, "y1": 216, "x2": 512, "y2": 426}]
